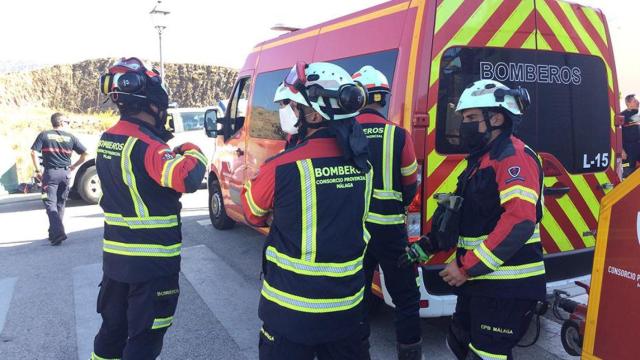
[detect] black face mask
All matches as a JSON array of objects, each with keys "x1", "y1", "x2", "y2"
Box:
[{"x1": 459, "y1": 121, "x2": 490, "y2": 152}]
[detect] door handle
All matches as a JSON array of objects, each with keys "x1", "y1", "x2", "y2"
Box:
[
  {"x1": 236, "y1": 148, "x2": 244, "y2": 156},
  {"x1": 543, "y1": 186, "x2": 570, "y2": 197}
]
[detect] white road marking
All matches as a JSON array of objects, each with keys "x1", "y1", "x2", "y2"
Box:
[
  {"x1": 197, "y1": 219, "x2": 212, "y2": 226},
  {"x1": 0, "y1": 277, "x2": 17, "y2": 334},
  {"x1": 72, "y1": 263, "x2": 102, "y2": 360}
]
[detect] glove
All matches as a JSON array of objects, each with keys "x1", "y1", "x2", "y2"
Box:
[
  {"x1": 398, "y1": 236, "x2": 432, "y2": 268},
  {"x1": 173, "y1": 142, "x2": 201, "y2": 155}
]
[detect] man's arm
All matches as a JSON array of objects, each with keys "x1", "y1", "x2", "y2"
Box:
[
  {"x1": 144, "y1": 142, "x2": 207, "y2": 193},
  {"x1": 30, "y1": 133, "x2": 43, "y2": 178},
  {"x1": 240, "y1": 162, "x2": 276, "y2": 227},
  {"x1": 459, "y1": 152, "x2": 541, "y2": 278},
  {"x1": 70, "y1": 135, "x2": 89, "y2": 171}
]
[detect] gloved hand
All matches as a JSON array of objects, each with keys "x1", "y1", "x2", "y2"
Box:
[
  {"x1": 398, "y1": 236, "x2": 432, "y2": 268},
  {"x1": 173, "y1": 142, "x2": 201, "y2": 155}
]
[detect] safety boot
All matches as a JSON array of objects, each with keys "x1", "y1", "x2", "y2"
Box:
[{"x1": 397, "y1": 339, "x2": 423, "y2": 360}]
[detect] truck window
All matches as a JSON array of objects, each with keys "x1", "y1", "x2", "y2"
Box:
[
  {"x1": 226, "y1": 77, "x2": 252, "y2": 136},
  {"x1": 435, "y1": 47, "x2": 610, "y2": 174},
  {"x1": 249, "y1": 69, "x2": 289, "y2": 140},
  {"x1": 330, "y1": 49, "x2": 399, "y2": 119}
]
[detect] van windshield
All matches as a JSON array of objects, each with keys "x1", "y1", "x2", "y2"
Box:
[{"x1": 435, "y1": 47, "x2": 611, "y2": 174}]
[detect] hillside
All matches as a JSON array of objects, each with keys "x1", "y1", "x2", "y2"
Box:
[{"x1": 0, "y1": 58, "x2": 238, "y2": 112}]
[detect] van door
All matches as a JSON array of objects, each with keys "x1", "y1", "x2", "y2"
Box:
[
  {"x1": 218, "y1": 75, "x2": 253, "y2": 217},
  {"x1": 423, "y1": 0, "x2": 538, "y2": 267}
]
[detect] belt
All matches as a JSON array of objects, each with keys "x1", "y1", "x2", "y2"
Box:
[{"x1": 45, "y1": 166, "x2": 70, "y2": 170}]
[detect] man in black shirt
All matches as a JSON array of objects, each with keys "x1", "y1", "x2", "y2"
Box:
[
  {"x1": 31, "y1": 112, "x2": 88, "y2": 245},
  {"x1": 621, "y1": 94, "x2": 640, "y2": 176}
]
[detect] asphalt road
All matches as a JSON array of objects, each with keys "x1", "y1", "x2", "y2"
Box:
[{"x1": 0, "y1": 190, "x2": 578, "y2": 360}]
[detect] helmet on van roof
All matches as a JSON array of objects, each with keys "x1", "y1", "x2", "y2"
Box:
[
  {"x1": 273, "y1": 62, "x2": 367, "y2": 121},
  {"x1": 352, "y1": 65, "x2": 390, "y2": 106},
  {"x1": 455, "y1": 79, "x2": 530, "y2": 116}
]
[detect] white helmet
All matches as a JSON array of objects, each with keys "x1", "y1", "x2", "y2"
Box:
[
  {"x1": 455, "y1": 79, "x2": 530, "y2": 116},
  {"x1": 273, "y1": 62, "x2": 366, "y2": 121},
  {"x1": 352, "y1": 66, "x2": 390, "y2": 106}
]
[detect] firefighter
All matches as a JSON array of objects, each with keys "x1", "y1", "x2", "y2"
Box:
[
  {"x1": 91, "y1": 57, "x2": 206, "y2": 360},
  {"x1": 351, "y1": 66, "x2": 422, "y2": 360},
  {"x1": 30, "y1": 112, "x2": 88, "y2": 245},
  {"x1": 242, "y1": 62, "x2": 372, "y2": 360},
  {"x1": 400, "y1": 80, "x2": 545, "y2": 360}
]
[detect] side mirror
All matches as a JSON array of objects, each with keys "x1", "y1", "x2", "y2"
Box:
[
  {"x1": 166, "y1": 113, "x2": 175, "y2": 133},
  {"x1": 204, "y1": 109, "x2": 219, "y2": 138}
]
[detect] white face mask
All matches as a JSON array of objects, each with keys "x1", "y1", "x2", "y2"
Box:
[{"x1": 279, "y1": 104, "x2": 299, "y2": 134}]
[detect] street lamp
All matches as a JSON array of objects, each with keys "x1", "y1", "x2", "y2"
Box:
[{"x1": 150, "y1": 0, "x2": 170, "y2": 79}]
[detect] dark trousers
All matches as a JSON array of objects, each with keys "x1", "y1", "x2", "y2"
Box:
[
  {"x1": 623, "y1": 142, "x2": 640, "y2": 177},
  {"x1": 41, "y1": 168, "x2": 70, "y2": 242},
  {"x1": 259, "y1": 324, "x2": 366, "y2": 360},
  {"x1": 362, "y1": 223, "x2": 421, "y2": 345},
  {"x1": 92, "y1": 274, "x2": 180, "y2": 360},
  {"x1": 449, "y1": 295, "x2": 536, "y2": 360}
]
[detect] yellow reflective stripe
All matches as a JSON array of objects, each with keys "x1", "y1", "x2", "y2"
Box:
[
  {"x1": 372, "y1": 189, "x2": 403, "y2": 201},
  {"x1": 184, "y1": 149, "x2": 207, "y2": 166},
  {"x1": 400, "y1": 160, "x2": 418, "y2": 177},
  {"x1": 91, "y1": 352, "x2": 121, "y2": 360},
  {"x1": 161, "y1": 155, "x2": 186, "y2": 188},
  {"x1": 366, "y1": 212, "x2": 406, "y2": 225},
  {"x1": 121, "y1": 138, "x2": 149, "y2": 217},
  {"x1": 458, "y1": 235, "x2": 487, "y2": 250},
  {"x1": 243, "y1": 181, "x2": 269, "y2": 217},
  {"x1": 434, "y1": 0, "x2": 464, "y2": 34},
  {"x1": 151, "y1": 316, "x2": 173, "y2": 330},
  {"x1": 297, "y1": 159, "x2": 317, "y2": 262},
  {"x1": 362, "y1": 164, "x2": 373, "y2": 243},
  {"x1": 525, "y1": 225, "x2": 541, "y2": 245},
  {"x1": 499, "y1": 185, "x2": 538, "y2": 205},
  {"x1": 103, "y1": 212, "x2": 178, "y2": 229},
  {"x1": 473, "y1": 242, "x2": 503, "y2": 271},
  {"x1": 471, "y1": 261, "x2": 546, "y2": 281},
  {"x1": 537, "y1": 0, "x2": 578, "y2": 52},
  {"x1": 103, "y1": 239, "x2": 181, "y2": 257},
  {"x1": 261, "y1": 280, "x2": 364, "y2": 314},
  {"x1": 469, "y1": 343, "x2": 507, "y2": 360},
  {"x1": 265, "y1": 246, "x2": 362, "y2": 277},
  {"x1": 486, "y1": 0, "x2": 535, "y2": 47},
  {"x1": 382, "y1": 125, "x2": 396, "y2": 191},
  {"x1": 583, "y1": 7, "x2": 608, "y2": 45}
]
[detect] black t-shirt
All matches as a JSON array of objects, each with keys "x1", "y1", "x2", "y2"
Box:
[
  {"x1": 620, "y1": 109, "x2": 640, "y2": 144},
  {"x1": 31, "y1": 129, "x2": 87, "y2": 169}
]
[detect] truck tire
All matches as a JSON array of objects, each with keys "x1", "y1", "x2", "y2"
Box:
[
  {"x1": 209, "y1": 181, "x2": 235, "y2": 230},
  {"x1": 78, "y1": 166, "x2": 101, "y2": 205}
]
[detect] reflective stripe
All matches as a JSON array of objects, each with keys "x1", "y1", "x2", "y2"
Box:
[
  {"x1": 471, "y1": 261, "x2": 546, "y2": 281},
  {"x1": 184, "y1": 149, "x2": 207, "y2": 166},
  {"x1": 401, "y1": 160, "x2": 418, "y2": 177},
  {"x1": 366, "y1": 212, "x2": 405, "y2": 225},
  {"x1": 362, "y1": 165, "x2": 373, "y2": 243},
  {"x1": 372, "y1": 189, "x2": 403, "y2": 201},
  {"x1": 382, "y1": 125, "x2": 396, "y2": 192},
  {"x1": 103, "y1": 239, "x2": 181, "y2": 257},
  {"x1": 473, "y1": 243, "x2": 503, "y2": 271},
  {"x1": 91, "y1": 353, "x2": 121, "y2": 360},
  {"x1": 458, "y1": 235, "x2": 487, "y2": 250},
  {"x1": 469, "y1": 343, "x2": 507, "y2": 360},
  {"x1": 104, "y1": 212, "x2": 179, "y2": 229},
  {"x1": 526, "y1": 225, "x2": 541, "y2": 245},
  {"x1": 265, "y1": 246, "x2": 362, "y2": 277},
  {"x1": 243, "y1": 181, "x2": 269, "y2": 217},
  {"x1": 297, "y1": 160, "x2": 317, "y2": 262},
  {"x1": 151, "y1": 316, "x2": 173, "y2": 330},
  {"x1": 499, "y1": 185, "x2": 538, "y2": 205},
  {"x1": 121, "y1": 138, "x2": 149, "y2": 217},
  {"x1": 261, "y1": 280, "x2": 364, "y2": 313},
  {"x1": 161, "y1": 155, "x2": 186, "y2": 188}
]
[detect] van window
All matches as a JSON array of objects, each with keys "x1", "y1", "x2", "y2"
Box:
[
  {"x1": 180, "y1": 112, "x2": 205, "y2": 131},
  {"x1": 249, "y1": 69, "x2": 289, "y2": 140},
  {"x1": 435, "y1": 47, "x2": 610, "y2": 174},
  {"x1": 330, "y1": 49, "x2": 399, "y2": 119},
  {"x1": 226, "y1": 77, "x2": 252, "y2": 137}
]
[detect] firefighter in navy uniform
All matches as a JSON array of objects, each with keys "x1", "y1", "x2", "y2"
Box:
[
  {"x1": 30, "y1": 112, "x2": 88, "y2": 245},
  {"x1": 351, "y1": 66, "x2": 422, "y2": 360},
  {"x1": 241, "y1": 62, "x2": 372, "y2": 360},
  {"x1": 91, "y1": 58, "x2": 206, "y2": 360},
  {"x1": 401, "y1": 80, "x2": 545, "y2": 360}
]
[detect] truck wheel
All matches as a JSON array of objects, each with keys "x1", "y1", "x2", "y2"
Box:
[
  {"x1": 78, "y1": 166, "x2": 101, "y2": 205},
  {"x1": 209, "y1": 181, "x2": 235, "y2": 230},
  {"x1": 560, "y1": 319, "x2": 582, "y2": 356}
]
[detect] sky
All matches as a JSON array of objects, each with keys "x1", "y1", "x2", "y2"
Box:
[{"x1": 0, "y1": 0, "x2": 637, "y2": 100}]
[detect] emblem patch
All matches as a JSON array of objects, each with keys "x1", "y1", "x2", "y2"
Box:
[{"x1": 505, "y1": 166, "x2": 525, "y2": 184}]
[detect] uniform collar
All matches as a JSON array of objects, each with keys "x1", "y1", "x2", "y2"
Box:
[
  {"x1": 121, "y1": 117, "x2": 174, "y2": 141},
  {"x1": 359, "y1": 108, "x2": 384, "y2": 117}
]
